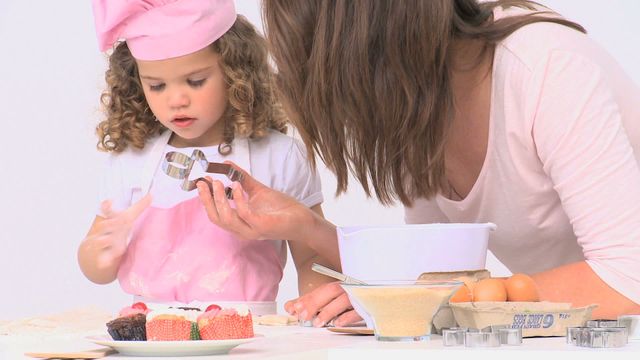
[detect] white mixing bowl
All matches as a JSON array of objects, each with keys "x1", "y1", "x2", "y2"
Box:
[{"x1": 337, "y1": 222, "x2": 495, "y2": 328}]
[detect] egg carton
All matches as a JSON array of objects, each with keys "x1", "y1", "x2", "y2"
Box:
[{"x1": 449, "y1": 301, "x2": 597, "y2": 337}]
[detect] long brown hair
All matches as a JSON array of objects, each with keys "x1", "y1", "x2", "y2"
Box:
[
  {"x1": 97, "y1": 15, "x2": 287, "y2": 154},
  {"x1": 263, "y1": 0, "x2": 584, "y2": 205}
]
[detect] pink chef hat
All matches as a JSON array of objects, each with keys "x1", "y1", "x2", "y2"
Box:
[{"x1": 92, "y1": 0, "x2": 237, "y2": 61}]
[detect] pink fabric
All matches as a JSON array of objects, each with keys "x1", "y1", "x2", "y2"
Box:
[
  {"x1": 118, "y1": 197, "x2": 283, "y2": 303},
  {"x1": 406, "y1": 9, "x2": 640, "y2": 304},
  {"x1": 91, "y1": 0, "x2": 236, "y2": 60}
]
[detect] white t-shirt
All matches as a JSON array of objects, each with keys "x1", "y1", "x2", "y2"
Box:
[
  {"x1": 98, "y1": 129, "x2": 323, "y2": 212},
  {"x1": 405, "y1": 11, "x2": 640, "y2": 304}
]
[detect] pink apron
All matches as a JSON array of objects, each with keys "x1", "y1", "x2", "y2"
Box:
[{"x1": 116, "y1": 133, "x2": 284, "y2": 303}]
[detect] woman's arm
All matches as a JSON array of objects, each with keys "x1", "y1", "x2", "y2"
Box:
[
  {"x1": 197, "y1": 167, "x2": 341, "y2": 268},
  {"x1": 528, "y1": 50, "x2": 640, "y2": 317},
  {"x1": 196, "y1": 165, "x2": 348, "y2": 324},
  {"x1": 288, "y1": 205, "x2": 338, "y2": 295},
  {"x1": 533, "y1": 261, "x2": 640, "y2": 319}
]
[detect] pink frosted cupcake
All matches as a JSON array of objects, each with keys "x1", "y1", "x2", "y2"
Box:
[
  {"x1": 197, "y1": 304, "x2": 254, "y2": 340},
  {"x1": 145, "y1": 308, "x2": 199, "y2": 341},
  {"x1": 106, "y1": 302, "x2": 149, "y2": 341}
]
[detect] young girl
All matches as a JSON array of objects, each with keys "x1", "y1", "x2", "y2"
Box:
[{"x1": 78, "y1": 0, "x2": 334, "y2": 315}]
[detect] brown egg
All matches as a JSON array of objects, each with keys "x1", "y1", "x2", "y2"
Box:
[
  {"x1": 455, "y1": 275, "x2": 482, "y2": 292},
  {"x1": 473, "y1": 278, "x2": 507, "y2": 302},
  {"x1": 505, "y1": 273, "x2": 540, "y2": 302},
  {"x1": 449, "y1": 283, "x2": 473, "y2": 303}
]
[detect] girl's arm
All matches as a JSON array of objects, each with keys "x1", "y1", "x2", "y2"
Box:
[
  {"x1": 288, "y1": 205, "x2": 338, "y2": 296},
  {"x1": 77, "y1": 195, "x2": 152, "y2": 284},
  {"x1": 78, "y1": 215, "x2": 122, "y2": 284}
]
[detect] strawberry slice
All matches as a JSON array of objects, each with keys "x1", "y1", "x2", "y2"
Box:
[
  {"x1": 205, "y1": 304, "x2": 221, "y2": 312},
  {"x1": 131, "y1": 302, "x2": 148, "y2": 311}
]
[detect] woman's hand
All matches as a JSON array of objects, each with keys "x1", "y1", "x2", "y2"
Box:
[
  {"x1": 284, "y1": 282, "x2": 363, "y2": 328},
  {"x1": 196, "y1": 161, "x2": 315, "y2": 241}
]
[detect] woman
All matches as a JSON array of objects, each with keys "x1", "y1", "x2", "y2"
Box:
[{"x1": 197, "y1": 0, "x2": 640, "y2": 325}]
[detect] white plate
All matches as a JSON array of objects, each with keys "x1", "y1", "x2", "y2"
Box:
[{"x1": 86, "y1": 334, "x2": 261, "y2": 357}]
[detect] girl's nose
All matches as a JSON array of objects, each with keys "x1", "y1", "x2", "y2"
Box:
[{"x1": 168, "y1": 90, "x2": 190, "y2": 109}]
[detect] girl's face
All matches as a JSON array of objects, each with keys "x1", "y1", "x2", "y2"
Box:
[{"x1": 137, "y1": 46, "x2": 228, "y2": 147}]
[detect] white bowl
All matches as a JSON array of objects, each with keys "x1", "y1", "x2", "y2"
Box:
[{"x1": 337, "y1": 222, "x2": 495, "y2": 327}]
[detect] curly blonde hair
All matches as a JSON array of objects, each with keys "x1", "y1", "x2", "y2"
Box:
[{"x1": 97, "y1": 15, "x2": 287, "y2": 154}]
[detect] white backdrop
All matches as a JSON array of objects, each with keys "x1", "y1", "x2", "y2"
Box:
[{"x1": 0, "y1": 1, "x2": 638, "y2": 320}]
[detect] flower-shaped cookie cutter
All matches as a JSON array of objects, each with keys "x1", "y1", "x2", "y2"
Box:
[{"x1": 162, "y1": 150, "x2": 243, "y2": 199}]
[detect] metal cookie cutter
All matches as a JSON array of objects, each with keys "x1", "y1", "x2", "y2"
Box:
[
  {"x1": 162, "y1": 149, "x2": 244, "y2": 199},
  {"x1": 567, "y1": 322, "x2": 628, "y2": 348},
  {"x1": 465, "y1": 331, "x2": 501, "y2": 347},
  {"x1": 443, "y1": 325, "x2": 521, "y2": 347},
  {"x1": 442, "y1": 327, "x2": 467, "y2": 346},
  {"x1": 577, "y1": 327, "x2": 628, "y2": 348},
  {"x1": 618, "y1": 315, "x2": 640, "y2": 341},
  {"x1": 566, "y1": 326, "x2": 588, "y2": 345},
  {"x1": 497, "y1": 328, "x2": 522, "y2": 346},
  {"x1": 586, "y1": 319, "x2": 619, "y2": 328}
]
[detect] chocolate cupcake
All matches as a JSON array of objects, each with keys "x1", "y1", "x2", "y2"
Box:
[{"x1": 106, "y1": 313, "x2": 147, "y2": 341}]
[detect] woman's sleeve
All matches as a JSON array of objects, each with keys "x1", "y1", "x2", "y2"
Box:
[
  {"x1": 277, "y1": 138, "x2": 324, "y2": 208},
  {"x1": 530, "y1": 50, "x2": 640, "y2": 304}
]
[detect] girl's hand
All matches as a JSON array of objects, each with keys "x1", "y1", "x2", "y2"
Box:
[
  {"x1": 196, "y1": 162, "x2": 315, "y2": 241},
  {"x1": 85, "y1": 194, "x2": 152, "y2": 269},
  {"x1": 284, "y1": 282, "x2": 363, "y2": 327}
]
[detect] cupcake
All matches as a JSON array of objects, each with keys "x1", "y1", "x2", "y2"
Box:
[
  {"x1": 106, "y1": 302, "x2": 149, "y2": 341},
  {"x1": 145, "y1": 307, "x2": 200, "y2": 341},
  {"x1": 197, "y1": 304, "x2": 254, "y2": 340},
  {"x1": 173, "y1": 306, "x2": 202, "y2": 340}
]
